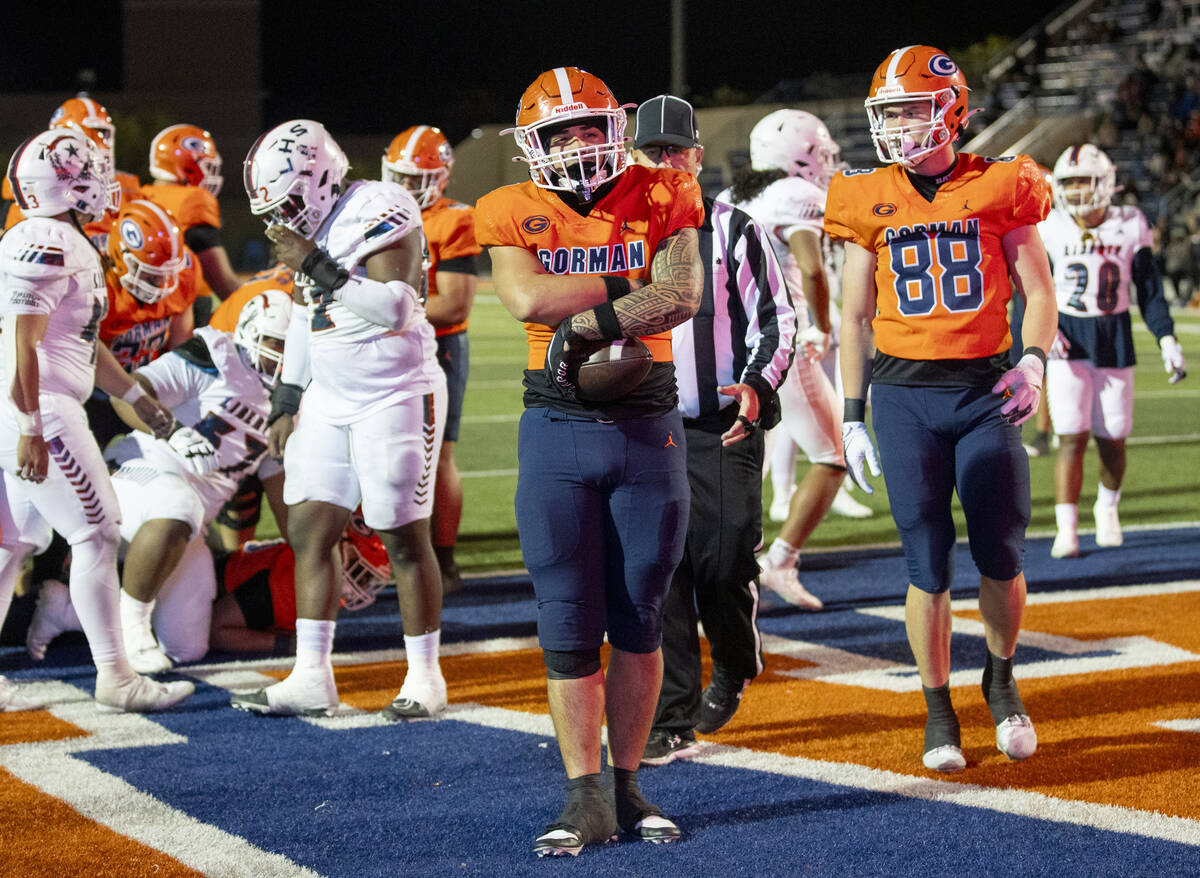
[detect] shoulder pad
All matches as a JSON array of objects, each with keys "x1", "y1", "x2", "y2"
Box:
[
  {"x1": 0, "y1": 217, "x2": 94, "y2": 279},
  {"x1": 170, "y1": 334, "x2": 218, "y2": 375}
]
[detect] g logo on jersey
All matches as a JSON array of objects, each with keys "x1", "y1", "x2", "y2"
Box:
[
  {"x1": 929, "y1": 54, "x2": 958, "y2": 76},
  {"x1": 119, "y1": 218, "x2": 144, "y2": 250},
  {"x1": 873, "y1": 203, "x2": 898, "y2": 217},
  {"x1": 522, "y1": 215, "x2": 550, "y2": 234}
]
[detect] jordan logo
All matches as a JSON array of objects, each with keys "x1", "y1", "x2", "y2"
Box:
[
  {"x1": 621, "y1": 219, "x2": 632, "y2": 232},
  {"x1": 664, "y1": 432, "x2": 678, "y2": 448},
  {"x1": 961, "y1": 200, "x2": 972, "y2": 212}
]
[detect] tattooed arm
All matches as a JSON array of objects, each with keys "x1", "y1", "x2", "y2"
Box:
[{"x1": 563, "y1": 227, "x2": 703, "y2": 340}]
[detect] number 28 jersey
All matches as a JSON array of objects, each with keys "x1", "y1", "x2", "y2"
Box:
[{"x1": 825, "y1": 154, "x2": 1050, "y2": 366}]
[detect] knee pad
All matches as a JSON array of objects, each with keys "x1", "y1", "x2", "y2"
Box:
[{"x1": 543, "y1": 647, "x2": 602, "y2": 680}]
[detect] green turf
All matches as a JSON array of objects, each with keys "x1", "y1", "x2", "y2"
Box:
[{"x1": 259, "y1": 290, "x2": 1200, "y2": 572}]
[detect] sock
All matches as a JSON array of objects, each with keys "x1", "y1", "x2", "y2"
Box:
[
  {"x1": 1096, "y1": 483, "x2": 1121, "y2": 507},
  {"x1": 1054, "y1": 503, "x2": 1078, "y2": 533},
  {"x1": 294, "y1": 618, "x2": 335, "y2": 671},
  {"x1": 403, "y1": 629, "x2": 441, "y2": 678},
  {"x1": 922, "y1": 684, "x2": 961, "y2": 752},
  {"x1": 982, "y1": 651, "x2": 1026, "y2": 725},
  {"x1": 765, "y1": 538, "x2": 801, "y2": 570},
  {"x1": 553, "y1": 773, "x2": 615, "y2": 840},
  {"x1": 611, "y1": 766, "x2": 662, "y2": 829},
  {"x1": 119, "y1": 591, "x2": 154, "y2": 636}
]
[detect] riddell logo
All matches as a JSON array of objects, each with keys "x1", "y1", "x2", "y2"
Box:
[{"x1": 552, "y1": 102, "x2": 588, "y2": 115}]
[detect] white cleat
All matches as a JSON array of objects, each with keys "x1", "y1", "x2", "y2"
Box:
[
  {"x1": 922, "y1": 744, "x2": 966, "y2": 772},
  {"x1": 127, "y1": 643, "x2": 174, "y2": 675},
  {"x1": 830, "y1": 484, "x2": 872, "y2": 518},
  {"x1": 995, "y1": 714, "x2": 1037, "y2": 760},
  {"x1": 1093, "y1": 502, "x2": 1123, "y2": 547},
  {"x1": 0, "y1": 675, "x2": 41, "y2": 712},
  {"x1": 231, "y1": 668, "x2": 339, "y2": 717},
  {"x1": 757, "y1": 559, "x2": 823, "y2": 610},
  {"x1": 26, "y1": 579, "x2": 74, "y2": 661},
  {"x1": 95, "y1": 673, "x2": 194, "y2": 713},
  {"x1": 381, "y1": 670, "x2": 447, "y2": 721},
  {"x1": 1050, "y1": 529, "x2": 1079, "y2": 559}
]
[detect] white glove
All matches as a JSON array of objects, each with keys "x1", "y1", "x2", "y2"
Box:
[
  {"x1": 797, "y1": 325, "x2": 832, "y2": 362},
  {"x1": 991, "y1": 353, "x2": 1044, "y2": 426},
  {"x1": 1160, "y1": 334, "x2": 1187, "y2": 384},
  {"x1": 167, "y1": 426, "x2": 220, "y2": 476},
  {"x1": 842, "y1": 421, "x2": 882, "y2": 494},
  {"x1": 1049, "y1": 329, "x2": 1071, "y2": 360}
]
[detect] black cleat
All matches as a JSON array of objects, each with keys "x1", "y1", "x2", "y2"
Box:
[
  {"x1": 640, "y1": 729, "x2": 701, "y2": 766},
  {"x1": 696, "y1": 666, "x2": 749, "y2": 734},
  {"x1": 533, "y1": 778, "x2": 617, "y2": 857}
]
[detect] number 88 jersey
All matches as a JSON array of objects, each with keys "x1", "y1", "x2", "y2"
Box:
[
  {"x1": 825, "y1": 153, "x2": 1050, "y2": 362},
  {"x1": 1038, "y1": 204, "x2": 1152, "y2": 319}
]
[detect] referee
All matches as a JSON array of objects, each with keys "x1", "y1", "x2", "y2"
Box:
[{"x1": 630, "y1": 95, "x2": 798, "y2": 764}]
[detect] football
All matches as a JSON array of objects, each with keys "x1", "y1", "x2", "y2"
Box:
[{"x1": 575, "y1": 337, "x2": 654, "y2": 402}]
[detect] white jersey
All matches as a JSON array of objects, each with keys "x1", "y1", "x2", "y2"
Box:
[
  {"x1": 0, "y1": 217, "x2": 107, "y2": 404},
  {"x1": 293, "y1": 179, "x2": 442, "y2": 424},
  {"x1": 719, "y1": 176, "x2": 830, "y2": 328},
  {"x1": 108, "y1": 326, "x2": 281, "y2": 520},
  {"x1": 1038, "y1": 205, "x2": 1153, "y2": 318}
]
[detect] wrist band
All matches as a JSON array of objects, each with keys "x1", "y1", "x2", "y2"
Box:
[
  {"x1": 14, "y1": 408, "x2": 42, "y2": 436},
  {"x1": 301, "y1": 248, "x2": 349, "y2": 292},
  {"x1": 1021, "y1": 346, "x2": 1047, "y2": 369},
  {"x1": 592, "y1": 300, "x2": 624, "y2": 341},
  {"x1": 843, "y1": 398, "x2": 867, "y2": 423},
  {"x1": 121, "y1": 382, "x2": 147, "y2": 405},
  {"x1": 268, "y1": 382, "x2": 303, "y2": 426},
  {"x1": 602, "y1": 276, "x2": 632, "y2": 301}
]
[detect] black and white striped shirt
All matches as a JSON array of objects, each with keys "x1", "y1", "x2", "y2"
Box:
[{"x1": 672, "y1": 197, "x2": 796, "y2": 419}]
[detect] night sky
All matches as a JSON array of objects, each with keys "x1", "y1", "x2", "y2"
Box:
[{"x1": 4, "y1": 1, "x2": 1055, "y2": 139}]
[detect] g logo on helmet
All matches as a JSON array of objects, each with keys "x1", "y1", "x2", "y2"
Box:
[
  {"x1": 437, "y1": 141, "x2": 453, "y2": 163},
  {"x1": 522, "y1": 215, "x2": 550, "y2": 234},
  {"x1": 181, "y1": 136, "x2": 206, "y2": 153},
  {"x1": 928, "y1": 55, "x2": 958, "y2": 77},
  {"x1": 119, "y1": 218, "x2": 144, "y2": 250}
]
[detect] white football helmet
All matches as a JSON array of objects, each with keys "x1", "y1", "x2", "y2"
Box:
[
  {"x1": 243, "y1": 120, "x2": 349, "y2": 237},
  {"x1": 1052, "y1": 144, "x2": 1117, "y2": 219},
  {"x1": 6, "y1": 129, "x2": 108, "y2": 220},
  {"x1": 233, "y1": 288, "x2": 292, "y2": 387},
  {"x1": 749, "y1": 109, "x2": 843, "y2": 189}
]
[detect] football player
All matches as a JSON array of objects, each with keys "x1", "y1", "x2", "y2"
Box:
[
  {"x1": 721, "y1": 109, "x2": 850, "y2": 607},
  {"x1": 827, "y1": 46, "x2": 1057, "y2": 772},
  {"x1": 475, "y1": 67, "x2": 703, "y2": 856},
  {"x1": 383, "y1": 125, "x2": 481, "y2": 592},
  {"x1": 0, "y1": 129, "x2": 191, "y2": 713},
  {"x1": 143, "y1": 124, "x2": 242, "y2": 319},
  {"x1": 210, "y1": 512, "x2": 390, "y2": 653},
  {"x1": 1041, "y1": 144, "x2": 1187, "y2": 558},
  {"x1": 232, "y1": 120, "x2": 448, "y2": 721},
  {"x1": 27, "y1": 290, "x2": 291, "y2": 670}
]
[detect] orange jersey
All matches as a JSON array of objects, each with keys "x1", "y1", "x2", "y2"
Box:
[
  {"x1": 825, "y1": 153, "x2": 1050, "y2": 361},
  {"x1": 141, "y1": 182, "x2": 222, "y2": 301},
  {"x1": 475, "y1": 164, "x2": 703, "y2": 368},
  {"x1": 210, "y1": 276, "x2": 295, "y2": 333},
  {"x1": 4, "y1": 170, "x2": 141, "y2": 232},
  {"x1": 101, "y1": 248, "x2": 200, "y2": 371},
  {"x1": 220, "y1": 539, "x2": 298, "y2": 631},
  {"x1": 423, "y1": 197, "x2": 481, "y2": 336}
]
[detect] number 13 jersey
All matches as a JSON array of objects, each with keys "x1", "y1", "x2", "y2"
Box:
[{"x1": 825, "y1": 154, "x2": 1050, "y2": 371}]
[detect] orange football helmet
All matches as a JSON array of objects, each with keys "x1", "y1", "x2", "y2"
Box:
[
  {"x1": 107, "y1": 200, "x2": 187, "y2": 304},
  {"x1": 149, "y1": 124, "x2": 223, "y2": 196},
  {"x1": 504, "y1": 66, "x2": 634, "y2": 200},
  {"x1": 50, "y1": 96, "x2": 121, "y2": 212},
  {"x1": 382, "y1": 125, "x2": 453, "y2": 209},
  {"x1": 865, "y1": 46, "x2": 977, "y2": 167},
  {"x1": 340, "y1": 508, "x2": 391, "y2": 611}
]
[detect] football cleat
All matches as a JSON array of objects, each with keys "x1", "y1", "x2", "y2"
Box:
[
  {"x1": 231, "y1": 668, "x2": 339, "y2": 717},
  {"x1": 995, "y1": 714, "x2": 1037, "y2": 760},
  {"x1": 696, "y1": 667, "x2": 749, "y2": 734},
  {"x1": 922, "y1": 744, "x2": 966, "y2": 772},
  {"x1": 1093, "y1": 502, "x2": 1123, "y2": 547},
  {"x1": 830, "y1": 484, "x2": 873, "y2": 519},
  {"x1": 757, "y1": 558, "x2": 823, "y2": 610},
  {"x1": 534, "y1": 783, "x2": 618, "y2": 857},
  {"x1": 0, "y1": 675, "x2": 41, "y2": 712},
  {"x1": 1050, "y1": 529, "x2": 1079, "y2": 559},
  {"x1": 380, "y1": 671, "x2": 447, "y2": 721},
  {"x1": 27, "y1": 579, "x2": 74, "y2": 661},
  {"x1": 641, "y1": 730, "x2": 702, "y2": 766},
  {"x1": 95, "y1": 674, "x2": 193, "y2": 713}
]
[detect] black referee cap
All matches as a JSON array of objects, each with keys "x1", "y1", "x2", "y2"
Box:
[{"x1": 633, "y1": 95, "x2": 700, "y2": 149}]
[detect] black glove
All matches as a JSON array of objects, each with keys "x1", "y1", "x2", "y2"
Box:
[{"x1": 545, "y1": 318, "x2": 586, "y2": 401}]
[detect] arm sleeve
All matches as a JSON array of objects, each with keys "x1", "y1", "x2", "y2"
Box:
[
  {"x1": 279, "y1": 304, "x2": 311, "y2": 388},
  {"x1": 732, "y1": 209, "x2": 796, "y2": 395},
  {"x1": 1132, "y1": 246, "x2": 1175, "y2": 340},
  {"x1": 184, "y1": 224, "x2": 223, "y2": 254}
]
